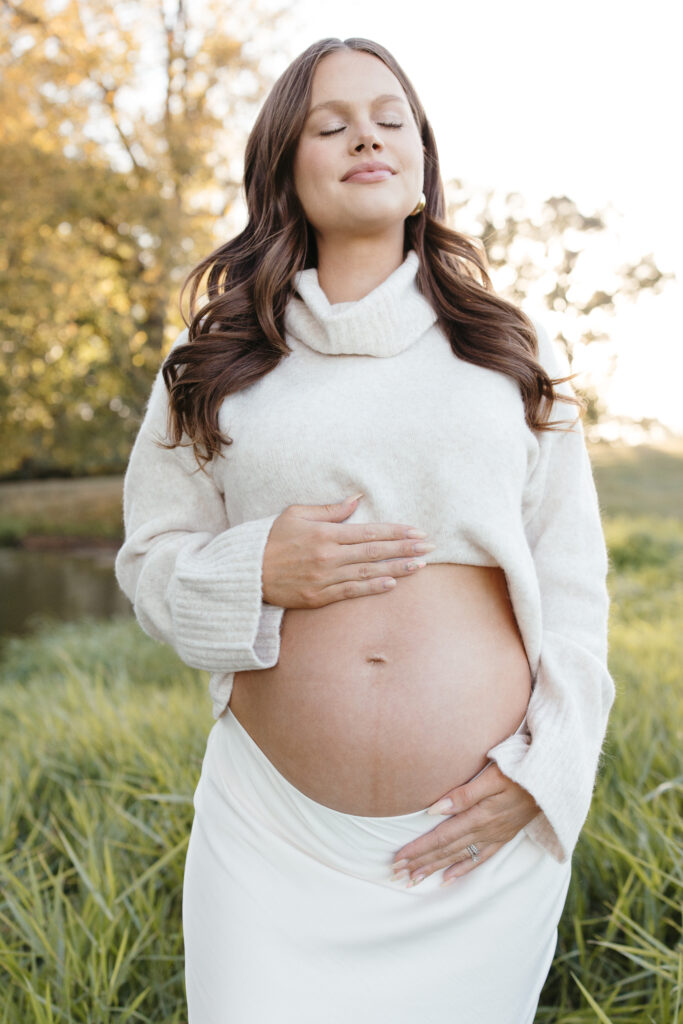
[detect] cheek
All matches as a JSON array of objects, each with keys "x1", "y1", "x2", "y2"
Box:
[
  {"x1": 402, "y1": 137, "x2": 424, "y2": 180},
  {"x1": 395, "y1": 124, "x2": 423, "y2": 170},
  {"x1": 295, "y1": 144, "x2": 334, "y2": 203}
]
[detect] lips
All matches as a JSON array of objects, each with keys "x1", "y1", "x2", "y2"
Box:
[{"x1": 342, "y1": 161, "x2": 395, "y2": 182}]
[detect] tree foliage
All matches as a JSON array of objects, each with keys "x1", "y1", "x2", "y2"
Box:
[
  {"x1": 0, "y1": 0, "x2": 286, "y2": 477},
  {"x1": 444, "y1": 184, "x2": 673, "y2": 426},
  {"x1": 0, "y1": 1, "x2": 673, "y2": 477}
]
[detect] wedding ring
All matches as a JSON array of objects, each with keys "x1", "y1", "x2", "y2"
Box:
[{"x1": 466, "y1": 843, "x2": 480, "y2": 863}]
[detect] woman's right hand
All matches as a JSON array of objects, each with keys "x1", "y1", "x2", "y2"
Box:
[{"x1": 261, "y1": 495, "x2": 434, "y2": 609}]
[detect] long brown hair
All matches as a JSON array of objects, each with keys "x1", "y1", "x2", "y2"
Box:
[{"x1": 160, "y1": 36, "x2": 583, "y2": 468}]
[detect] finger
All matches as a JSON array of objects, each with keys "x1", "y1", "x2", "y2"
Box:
[
  {"x1": 317, "y1": 535, "x2": 433, "y2": 595},
  {"x1": 341, "y1": 538, "x2": 435, "y2": 574},
  {"x1": 391, "y1": 816, "x2": 458, "y2": 871},
  {"x1": 392, "y1": 796, "x2": 493, "y2": 869},
  {"x1": 332, "y1": 530, "x2": 435, "y2": 571},
  {"x1": 325, "y1": 554, "x2": 429, "y2": 588},
  {"x1": 390, "y1": 813, "x2": 479, "y2": 873},
  {"x1": 424, "y1": 762, "x2": 508, "y2": 817},
  {"x1": 393, "y1": 837, "x2": 496, "y2": 888},
  {"x1": 393, "y1": 825, "x2": 486, "y2": 881},
  {"x1": 401, "y1": 845, "x2": 478, "y2": 885},
  {"x1": 440, "y1": 843, "x2": 504, "y2": 887},
  {"x1": 394, "y1": 785, "x2": 537, "y2": 879},
  {"x1": 332, "y1": 521, "x2": 428, "y2": 546}
]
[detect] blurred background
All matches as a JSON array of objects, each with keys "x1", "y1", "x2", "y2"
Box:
[
  {"x1": 0, "y1": 0, "x2": 680, "y2": 642},
  {"x1": 1, "y1": 4, "x2": 681, "y2": 1020}
]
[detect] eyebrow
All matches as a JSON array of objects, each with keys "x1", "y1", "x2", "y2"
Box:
[{"x1": 307, "y1": 93, "x2": 408, "y2": 118}]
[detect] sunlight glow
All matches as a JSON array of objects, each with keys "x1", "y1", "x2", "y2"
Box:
[{"x1": 288, "y1": 0, "x2": 681, "y2": 438}]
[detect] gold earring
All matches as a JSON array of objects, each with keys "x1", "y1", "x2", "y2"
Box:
[{"x1": 409, "y1": 192, "x2": 426, "y2": 216}]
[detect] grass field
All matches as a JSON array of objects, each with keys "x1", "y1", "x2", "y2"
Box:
[
  {"x1": 0, "y1": 475, "x2": 124, "y2": 545},
  {"x1": 1, "y1": 445, "x2": 682, "y2": 1021}
]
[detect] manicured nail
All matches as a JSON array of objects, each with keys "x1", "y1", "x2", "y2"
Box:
[
  {"x1": 427, "y1": 798, "x2": 453, "y2": 815},
  {"x1": 406, "y1": 873, "x2": 426, "y2": 888},
  {"x1": 347, "y1": 492, "x2": 364, "y2": 503},
  {"x1": 389, "y1": 869, "x2": 409, "y2": 882},
  {"x1": 393, "y1": 858, "x2": 409, "y2": 869},
  {"x1": 440, "y1": 877, "x2": 456, "y2": 888},
  {"x1": 405, "y1": 528, "x2": 427, "y2": 538}
]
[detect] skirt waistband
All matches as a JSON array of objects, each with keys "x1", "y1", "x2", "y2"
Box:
[{"x1": 201, "y1": 706, "x2": 531, "y2": 884}]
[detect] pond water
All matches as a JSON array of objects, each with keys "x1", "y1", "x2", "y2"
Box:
[{"x1": 0, "y1": 546, "x2": 132, "y2": 646}]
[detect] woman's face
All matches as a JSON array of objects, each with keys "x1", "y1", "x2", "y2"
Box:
[{"x1": 293, "y1": 50, "x2": 425, "y2": 241}]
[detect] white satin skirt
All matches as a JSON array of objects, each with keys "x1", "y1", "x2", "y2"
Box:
[{"x1": 182, "y1": 707, "x2": 572, "y2": 1024}]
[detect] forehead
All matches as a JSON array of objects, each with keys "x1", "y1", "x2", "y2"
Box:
[{"x1": 309, "y1": 50, "x2": 406, "y2": 105}]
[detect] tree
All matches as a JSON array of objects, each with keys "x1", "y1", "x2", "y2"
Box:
[
  {"x1": 0, "y1": 3, "x2": 673, "y2": 476},
  {"x1": 443, "y1": 182, "x2": 674, "y2": 428},
  {"x1": 0, "y1": 0, "x2": 289, "y2": 477}
]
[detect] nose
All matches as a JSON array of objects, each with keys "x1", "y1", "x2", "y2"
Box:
[{"x1": 351, "y1": 126, "x2": 383, "y2": 153}]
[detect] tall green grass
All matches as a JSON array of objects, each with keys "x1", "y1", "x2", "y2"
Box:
[
  {"x1": 1, "y1": 515, "x2": 681, "y2": 1022},
  {"x1": 536, "y1": 515, "x2": 683, "y2": 1022},
  {"x1": 0, "y1": 620, "x2": 206, "y2": 1022}
]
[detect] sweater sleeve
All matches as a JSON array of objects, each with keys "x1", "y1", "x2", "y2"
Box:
[
  {"x1": 114, "y1": 330, "x2": 286, "y2": 673},
  {"x1": 485, "y1": 320, "x2": 616, "y2": 863}
]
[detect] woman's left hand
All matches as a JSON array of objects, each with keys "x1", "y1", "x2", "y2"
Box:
[{"x1": 390, "y1": 764, "x2": 541, "y2": 888}]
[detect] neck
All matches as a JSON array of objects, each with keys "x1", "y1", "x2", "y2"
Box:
[
  {"x1": 314, "y1": 228, "x2": 406, "y2": 304},
  {"x1": 285, "y1": 248, "x2": 438, "y2": 359}
]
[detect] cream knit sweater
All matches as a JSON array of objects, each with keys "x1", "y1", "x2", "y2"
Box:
[{"x1": 115, "y1": 249, "x2": 615, "y2": 864}]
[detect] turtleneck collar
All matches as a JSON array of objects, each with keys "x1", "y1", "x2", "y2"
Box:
[{"x1": 283, "y1": 249, "x2": 438, "y2": 357}]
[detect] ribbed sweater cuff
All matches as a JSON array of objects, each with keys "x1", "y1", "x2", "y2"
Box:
[
  {"x1": 170, "y1": 513, "x2": 285, "y2": 673},
  {"x1": 485, "y1": 635, "x2": 614, "y2": 864},
  {"x1": 486, "y1": 686, "x2": 597, "y2": 864},
  {"x1": 486, "y1": 730, "x2": 571, "y2": 863}
]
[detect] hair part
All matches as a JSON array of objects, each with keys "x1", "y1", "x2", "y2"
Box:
[{"x1": 159, "y1": 36, "x2": 583, "y2": 469}]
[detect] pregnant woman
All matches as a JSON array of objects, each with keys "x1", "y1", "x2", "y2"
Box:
[{"x1": 115, "y1": 36, "x2": 616, "y2": 1024}]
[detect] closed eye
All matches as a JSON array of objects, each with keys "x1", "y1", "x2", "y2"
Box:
[{"x1": 320, "y1": 122, "x2": 403, "y2": 136}]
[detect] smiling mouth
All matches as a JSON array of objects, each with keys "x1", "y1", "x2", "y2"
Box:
[{"x1": 343, "y1": 169, "x2": 395, "y2": 183}]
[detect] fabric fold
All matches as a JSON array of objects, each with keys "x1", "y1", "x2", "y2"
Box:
[{"x1": 284, "y1": 249, "x2": 438, "y2": 357}]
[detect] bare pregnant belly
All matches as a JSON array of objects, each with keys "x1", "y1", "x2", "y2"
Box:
[{"x1": 228, "y1": 564, "x2": 533, "y2": 816}]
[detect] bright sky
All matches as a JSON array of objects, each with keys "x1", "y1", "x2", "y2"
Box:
[{"x1": 278, "y1": 0, "x2": 682, "y2": 438}]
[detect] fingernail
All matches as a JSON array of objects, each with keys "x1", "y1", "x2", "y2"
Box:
[
  {"x1": 406, "y1": 873, "x2": 426, "y2": 888},
  {"x1": 427, "y1": 798, "x2": 453, "y2": 815},
  {"x1": 392, "y1": 858, "x2": 409, "y2": 869},
  {"x1": 390, "y1": 869, "x2": 409, "y2": 882},
  {"x1": 440, "y1": 877, "x2": 456, "y2": 888},
  {"x1": 347, "y1": 492, "x2": 364, "y2": 503},
  {"x1": 405, "y1": 528, "x2": 427, "y2": 538}
]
